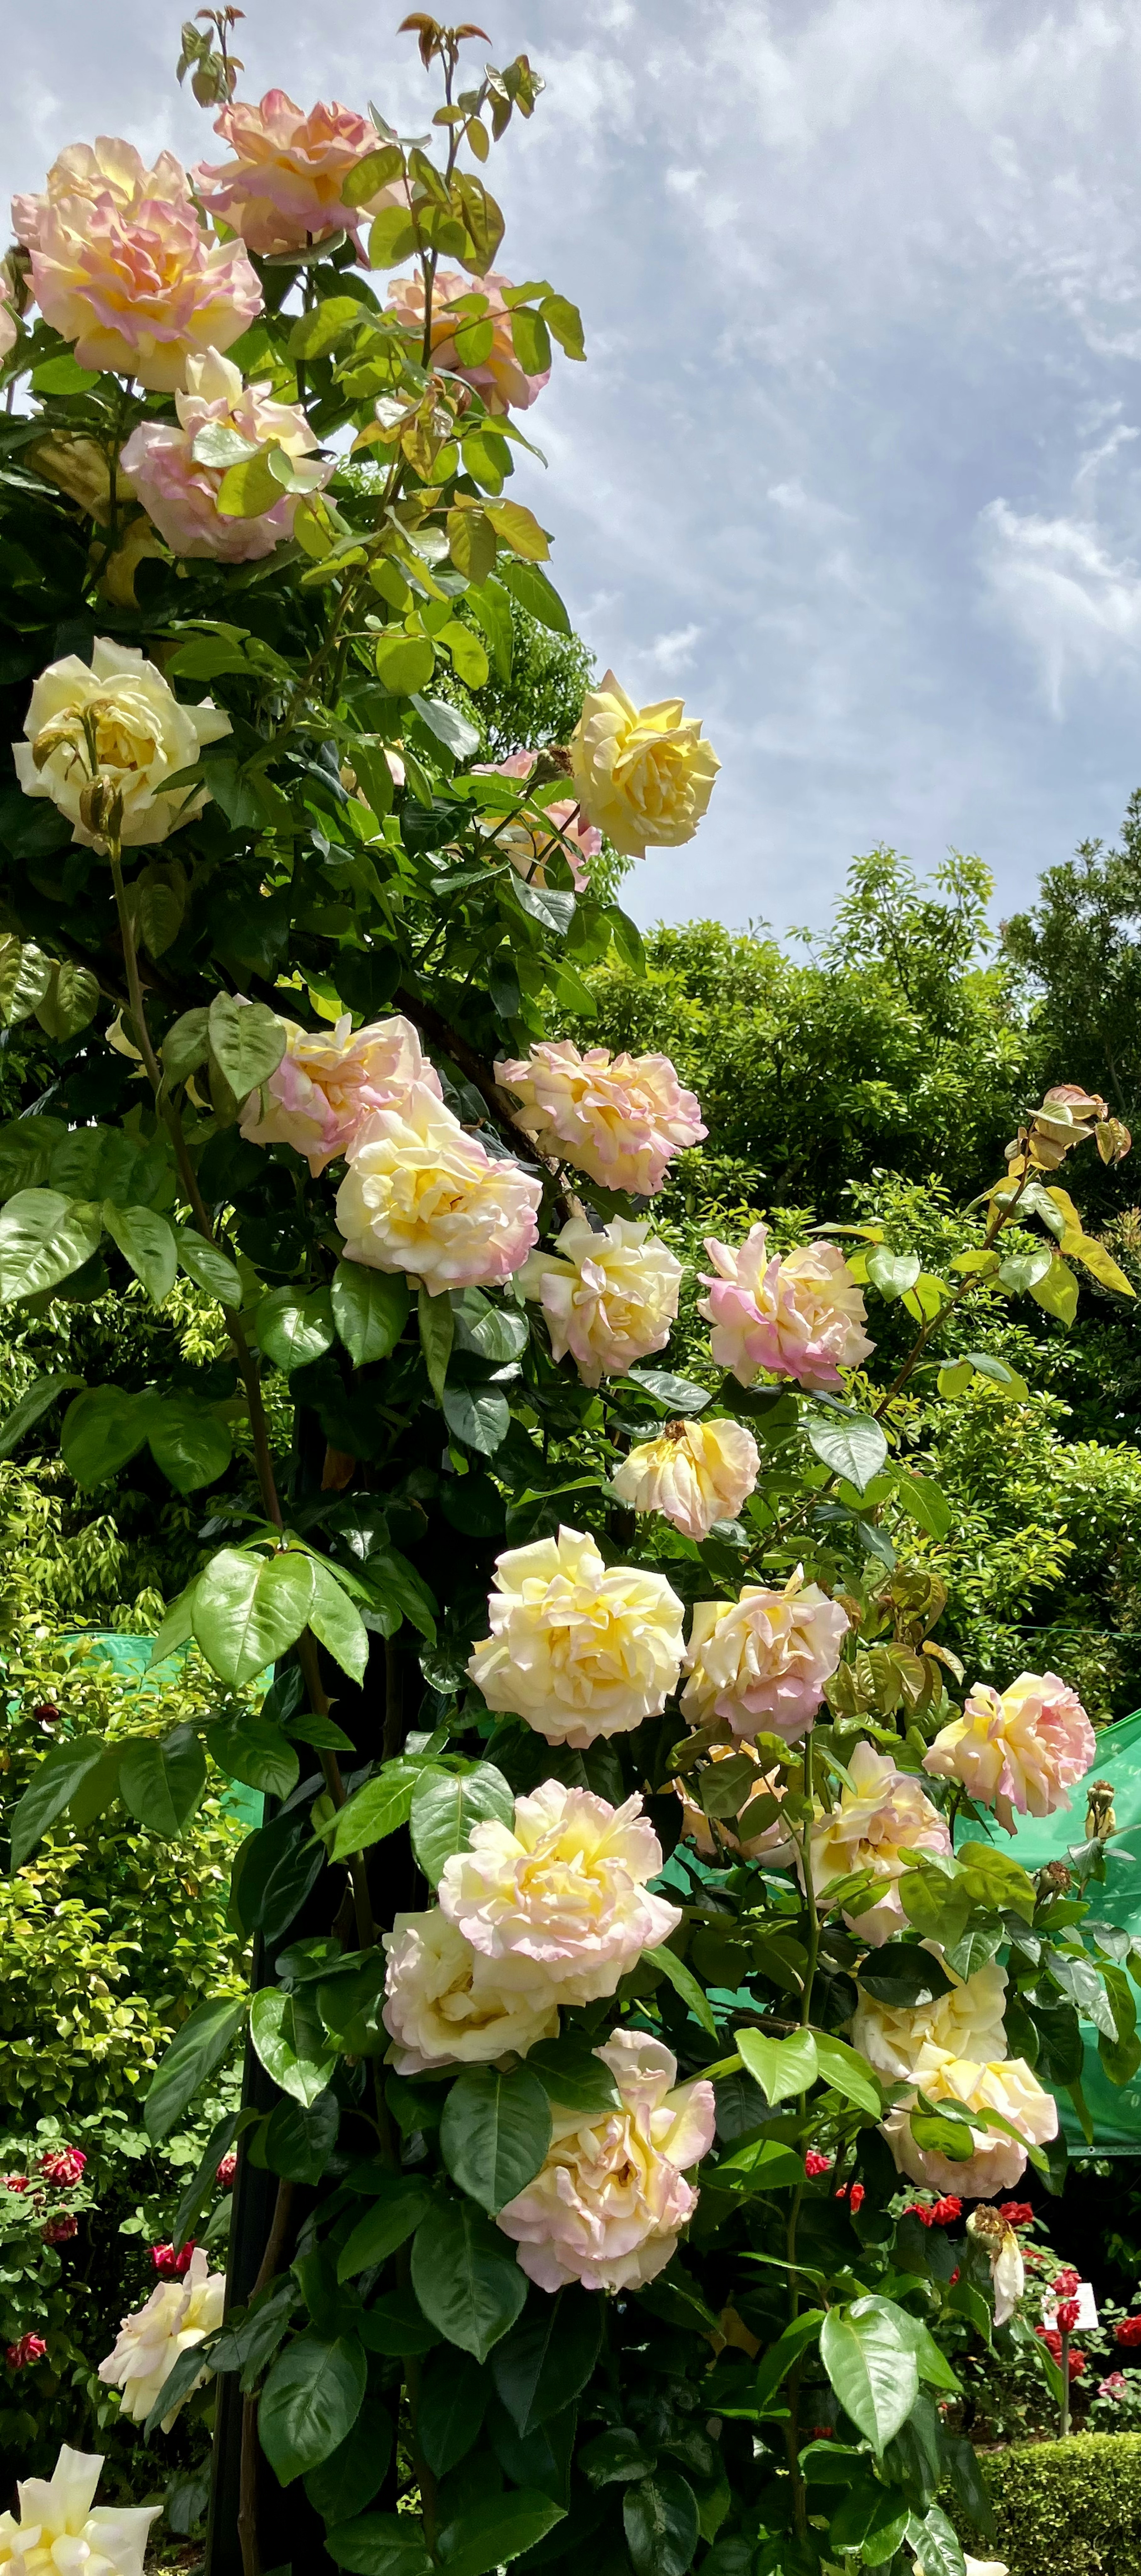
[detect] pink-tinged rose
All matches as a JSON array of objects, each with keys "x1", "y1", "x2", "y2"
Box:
[
  {"x1": 570, "y1": 672, "x2": 720, "y2": 858},
  {"x1": 516, "y1": 1215, "x2": 682, "y2": 1386},
  {"x1": 681, "y1": 1566, "x2": 849, "y2": 1742},
  {"x1": 924, "y1": 1670, "x2": 1095, "y2": 1835},
  {"x1": 467, "y1": 1526, "x2": 685, "y2": 1747},
  {"x1": 5, "y1": 2334, "x2": 47, "y2": 2369},
  {"x1": 241, "y1": 1011, "x2": 440, "y2": 1176},
  {"x1": 13, "y1": 137, "x2": 193, "y2": 251},
  {"x1": 438, "y1": 1780, "x2": 681, "y2": 2005},
  {"x1": 29, "y1": 188, "x2": 261, "y2": 393},
  {"x1": 1099, "y1": 2373, "x2": 1128, "y2": 2398},
  {"x1": 675, "y1": 1741, "x2": 793, "y2": 1865},
  {"x1": 196, "y1": 91, "x2": 407, "y2": 257},
  {"x1": 808, "y1": 1740, "x2": 951, "y2": 1944},
  {"x1": 496, "y1": 2027, "x2": 715, "y2": 2293},
  {"x1": 612, "y1": 1414, "x2": 759, "y2": 1541},
  {"x1": 382, "y1": 1910, "x2": 559, "y2": 2074},
  {"x1": 120, "y1": 347, "x2": 330, "y2": 562},
  {"x1": 96, "y1": 2246, "x2": 225, "y2": 2431},
  {"x1": 882, "y1": 2047, "x2": 1058, "y2": 2199},
  {"x1": 335, "y1": 1084, "x2": 540, "y2": 1295},
  {"x1": 698, "y1": 1223, "x2": 874, "y2": 1392},
  {"x1": 496, "y1": 1039, "x2": 706, "y2": 1195},
  {"x1": 386, "y1": 271, "x2": 550, "y2": 412},
  {"x1": 473, "y1": 749, "x2": 601, "y2": 890},
  {"x1": 853, "y1": 1963, "x2": 1010, "y2": 2083}
]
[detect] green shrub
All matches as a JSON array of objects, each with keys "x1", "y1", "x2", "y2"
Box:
[{"x1": 975, "y1": 2434, "x2": 1141, "y2": 2576}]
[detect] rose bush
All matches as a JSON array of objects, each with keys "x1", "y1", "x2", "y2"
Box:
[{"x1": 0, "y1": 17, "x2": 1138, "y2": 2576}]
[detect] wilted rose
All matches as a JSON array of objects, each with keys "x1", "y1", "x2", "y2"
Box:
[{"x1": 613, "y1": 1414, "x2": 760, "y2": 1541}]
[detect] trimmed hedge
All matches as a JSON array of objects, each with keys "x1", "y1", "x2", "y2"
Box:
[{"x1": 974, "y1": 2434, "x2": 1141, "y2": 2575}]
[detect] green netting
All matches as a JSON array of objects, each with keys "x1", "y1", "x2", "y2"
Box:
[{"x1": 960, "y1": 1709, "x2": 1141, "y2": 2154}]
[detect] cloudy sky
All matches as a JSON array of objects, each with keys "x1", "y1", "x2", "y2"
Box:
[{"x1": 8, "y1": 0, "x2": 1141, "y2": 939}]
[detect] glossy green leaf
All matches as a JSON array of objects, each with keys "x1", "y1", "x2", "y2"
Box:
[
  {"x1": 736, "y1": 2026, "x2": 818, "y2": 2105},
  {"x1": 411, "y1": 2198, "x2": 527, "y2": 2362},
  {"x1": 437, "y1": 2490, "x2": 565, "y2": 2576},
  {"x1": 258, "y1": 2332, "x2": 367, "y2": 2482},
  {"x1": 419, "y1": 1282, "x2": 454, "y2": 1399},
  {"x1": 0, "y1": 1189, "x2": 103, "y2": 1304},
  {"x1": 148, "y1": 1394, "x2": 233, "y2": 1494},
  {"x1": 119, "y1": 1731, "x2": 208, "y2": 1836},
  {"x1": 866, "y1": 1247, "x2": 921, "y2": 1300},
  {"x1": 337, "y1": 2177, "x2": 435, "y2": 2280},
  {"x1": 623, "y1": 2472, "x2": 699, "y2": 2576},
  {"x1": 257, "y1": 1286, "x2": 337, "y2": 1371},
  {"x1": 332, "y1": 1759, "x2": 422, "y2": 1860},
  {"x1": 101, "y1": 1201, "x2": 177, "y2": 1305},
  {"x1": 250, "y1": 1988, "x2": 339, "y2": 2107},
  {"x1": 62, "y1": 1385, "x2": 151, "y2": 1487},
  {"x1": 644, "y1": 1941, "x2": 718, "y2": 2037},
  {"x1": 804, "y1": 1410, "x2": 888, "y2": 1494},
  {"x1": 813, "y1": 2032, "x2": 882, "y2": 2115},
  {"x1": 375, "y1": 632, "x2": 436, "y2": 696},
  {"x1": 417, "y1": 2350, "x2": 489, "y2": 2477},
  {"x1": 303, "y1": 2398, "x2": 393, "y2": 2526},
  {"x1": 145, "y1": 1995, "x2": 248, "y2": 2141},
  {"x1": 0, "y1": 1368, "x2": 82, "y2": 1458},
  {"x1": 489, "y1": 2287, "x2": 603, "y2": 2435},
  {"x1": 175, "y1": 1227, "x2": 243, "y2": 1308},
  {"x1": 331, "y1": 1262, "x2": 410, "y2": 1366},
  {"x1": 9, "y1": 1736, "x2": 109, "y2": 1868},
  {"x1": 410, "y1": 1763, "x2": 514, "y2": 1886},
  {"x1": 440, "y1": 2065, "x2": 552, "y2": 2213},
  {"x1": 526, "y1": 2034, "x2": 622, "y2": 2116},
  {"x1": 325, "y1": 2514, "x2": 433, "y2": 2576},
  {"x1": 820, "y1": 2298, "x2": 920, "y2": 2452},
  {"x1": 206, "y1": 1712, "x2": 300, "y2": 1800},
  {"x1": 307, "y1": 1556, "x2": 370, "y2": 1684},
  {"x1": 191, "y1": 1548, "x2": 316, "y2": 1688},
  {"x1": 207, "y1": 991, "x2": 287, "y2": 1102}
]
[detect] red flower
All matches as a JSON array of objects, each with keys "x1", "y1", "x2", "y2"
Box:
[
  {"x1": 849, "y1": 2182, "x2": 865, "y2": 2213},
  {"x1": 31, "y1": 1703, "x2": 59, "y2": 1724},
  {"x1": 804, "y1": 2151, "x2": 832, "y2": 2178},
  {"x1": 1036, "y1": 2326, "x2": 1063, "y2": 2360},
  {"x1": 950, "y1": 2267, "x2": 961, "y2": 2284},
  {"x1": 1115, "y1": 2316, "x2": 1141, "y2": 2347},
  {"x1": 1, "y1": 2176, "x2": 28, "y2": 2195},
  {"x1": 38, "y1": 2148, "x2": 85, "y2": 2186},
  {"x1": 150, "y1": 2241, "x2": 194, "y2": 2278},
  {"x1": 216, "y1": 2151, "x2": 238, "y2": 2188},
  {"x1": 40, "y1": 2214, "x2": 77, "y2": 2245},
  {"x1": 6, "y1": 2335, "x2": 46, "y2": 2370},
  {"x1": 931, "y1": 2196, "x2": 962, "y2": 2225},
  {"x1": 1054, "y1": 2266, "x2": 1080, "y2": 2299},
  {"x1": 999, "y1": 2200, "x2": 1035, "y2": 2228},
  {"x1": 1056, "y1": 2299, "x2": 1081, "y2": 2334},
  {"x1": 1069, "y1": 2350, "x2": 1087, "y2": 2381}
]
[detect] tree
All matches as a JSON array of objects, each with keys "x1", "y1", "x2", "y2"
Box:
[{"x1": 1004, "y1": 796, "x2": 1141, "y2": 1210}]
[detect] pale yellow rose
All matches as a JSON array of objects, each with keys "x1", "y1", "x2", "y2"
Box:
[
  {"x1": 467, "y1": 1524, "x2": 685, "y2": 1747},
  {"x1": 852, "y1": 1961, "x2": 1009, "y2": 2080},
  {"x1": 680, "y1": 1566, "x2": 849, "y2": 1743},
  {"x1": 96, "y1": 2247, "x2": 225, "y2": 2430},
  {"x1": 496, "y1": 2027, "x2": 716, "y2": 2292},
  {"x1": 517, "y1": 1215, "x2": 682, "y2": 1386},
  {"x1": 14, "y1": 637, "x2": 231, "y2": 847},
  {"x1": 241, "y1": 1012, "x2": 441, "y2": 1176},
  {"x1": 0, "y1": 2446, "x2": 158, "y2": 2576},
  {"x1": 882, "y1": 2045, "x2": 1058, "y2": 2197},
  {"x1": 613, "y1": 1414, "x2": 759, "y2": 1541},
  {"x1": 569, "y1": 669, "x2": 719, "y2": 858},
  {"x1": 381, "y1": 1909, "x2": 559, "y2": 2074},
  {"x1": 438, "y1": 1779, "x2": 681, "y2": 2004},
  {"x1": 13, "y1": 138, "x2": 192, "y2": 250},
  {"x1": 335, "y1": 1084, "x2": 541, "y2": 1294},
  {"x1": 807, "y1": 1740, "x2": 952, "y2": 1944},
  {"x1": 924, "y1": 1669, "x2": 1095, "y2": 1834}
]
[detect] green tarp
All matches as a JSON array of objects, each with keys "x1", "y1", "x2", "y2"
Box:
[{"x1": 960, "y1": 1709, "x2": 1141, "y2": 2155}]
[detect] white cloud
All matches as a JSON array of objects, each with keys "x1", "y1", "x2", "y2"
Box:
[{"x1": 978, "y1": 498, "x2": 1141, "y2": 711}]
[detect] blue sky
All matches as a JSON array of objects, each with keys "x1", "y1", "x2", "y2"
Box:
[{"x1": 8, "y1": 1, "x2": 1141, "y2": 938}]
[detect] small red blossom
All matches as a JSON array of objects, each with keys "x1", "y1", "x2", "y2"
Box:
[
  {"x1": 150, "y1": 2241, "x2": 194, "y2": 2279},
  {"x1": 216, "y1": 2151, "x2": 238, "y2": 2188},
  {"x1": 38, "y1": 2148, "x2": 85, "y2": 2187},
  {"x1": 931, "y1": 2196, "x2": 962, "y2": 2225},
  {"x1": 40, "y1": 2214, "x2": 77, "y2": 2245},
  {"x1": 1069, "y1": 2350, "x2": 1087, "y2": 2381},
  {"x1": 999, "y1": 2201, "x2": 1035, "y2": 2228},
  {"x1": 31, "y1": 1703, "x2": 60, "y2": 1725},
  {"x1": 950, "y1": 2267, "x2": 961, "y2": 2284},
  {"x1": 1054, "y1": 2266, "x2": 1080, "y2": 2299},
  {"x1": 1036, "y1": 2325, "x2": 1063, "y2": 2360},
  {"x1": 1115, "y1": 2317, "x2": 1141, "y2": 2347},
  {"x1": 849, "y1": 2182, "x2": 865, "y2": 2212},
  {"x1": 1056, "y1": 2298, "x2": 1081, "y2": 2334},
  {"x1": 1, "y1": 2176, "x2": 28, "y2": 2195},
  {"x1": 6, "y1": 2334, "x2": 46, "y2": 2370},
  {"x1": 804, "y1": 2151, "x2": 832, "y2": 2178}
]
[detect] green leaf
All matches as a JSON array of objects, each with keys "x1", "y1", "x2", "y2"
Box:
[
  {"x1": 411, "y1": 2199, "x2": 527, "y2": 2361},
  {"x1": 325, "y1": 2515, "x2": 432, "y2": 2576},
  {"x1": 207, "y1": 991, "x2": 287, "y2": 1103},
  {"x1": 579, "y1": 2429, "x2": 657, "y2": 2487},
  {"x1": 812, "y1": 2032, "x2": 882, "y2": 2115},
  {"x1": 440, "y1": 2065, "x2": 552, "y2": 2213},
  {"x1": 148, "y1": 1394, "x2": 233, "y2": 1495},
  {"x1": 192, "y1": 1549, "x2": 316, "y2": 1689},
  {"x1": 624, "y1": 1368, "x2": 712, "y2": 1414},
  {"x1": 907, "y1": 2505, "x2": 967, "y2": 2576},
  {"x1": 332, "y1": 1759, "x2": 422, "y2": 1861},
  {"x1": 102, "y1": 1202, "x2": 177, "y2": 1305},
  {"x1": 710, "y1": 2135, "x2": 806, "y2": 2195},
  {"x1": 337, "y1": 2178, "x2": 435, "y2": 2281},
  {"x1": 866, "y1": 1248, "x2": 921, "y2": 1300},
  {"x1": 419, "y1": 1281, "x2": 454, "y2": 1399},
  {"x1": 62, "y1": 1385, "x2": 150, "y2": 1488},
  {"x1": 752, "y1": 2310, "x2": 824, "y2": 2412},
  {"x1": 410, "y1": 1763, "x2": 515, "y2": 1886},
  {"x1": 736, "y1": 2026, "x2": 818, "y2": 2105},
  {"x1": 257, "y1": 1286, "x2": 337, "y2": 1372},
  {"x1": 363, "y1": 1546, "x2": 438, "y2": 1641},
  {"x1": 0, "y1": 1369, "x2": 81, "y2": 1458},
  {"x1": 644, "y1": 1942, "x2": 717, "y2": 2037},
  {"x1": 332, "y1": 1262, "x2": 410, "y2": 1366},
  {"x1": 288, "y1": 293, "x2": 367, "y2": 353},
  {"x1": 498, "y1": 558, "x2": 570, "y2": 634},
  {"x1": 375, "y1": 632, "x2": 436, "y2": 696},
  {"x1": 1028, "y1": 1256, "x2": 1079, "y2": 1324},
  {"x1": 175, "y1": 1227, "x2": 243, "y2": 1308},
  {"x1": 259, "y1": 2332, "x2": 367, "y2": 2483},
  {"x1": 264, "y1": 2091, "x2": 340, "y2": 2185},
  {"x1": 119, "y1": 1732, "x2": 208, "y2": 1836},
  {"x1": 341, "y1": 143, "x2": 405, "y2": 207},
  {"x1": 623, "y1": 2472, "x2": 699, "y2": 2576},
  {"x1": 34, "y1": 959, "x2": 99, "y2": 1037},
  {"x1": 145, "y1": 1996, "x2": 247, "y2": 2142},
  {"x1": 163, "y1": 1007, "x2": 210, "y2": 1083},
  {"x1": 489, "y1": 2287, "x2": 604, "y2": 2434},
  {"x1": 207, "y1": 1712, "x2": 300, "y2": 1801},
  {"x1": 893, "y1": 1472, "x2": 954, "y2": 1542},
  {"x1": 437, "y1": 2492, "x2": 565, "y2": 2576},
  {"x1": 216, "y1": 445, "x2": 292, "y2": 518},
  {"x1": 412, "y1": 693, "x2": 480, "y2": 763},
  {"x1": 820, "y1": 2297, "x2": 919, "y2": 2454},
  {"x1": 418, "y1": 2351, "x2": 489, "y2": 2477},
  {"x1": 958, "y1": 1842, "x2": 1037, "y2": 1924},
  {"x1": 9, "y1": 1736, "x2": 109, "y2": 1869},
  {"x1": 526, "y1": 2035, "x2": 621, "y2": 2116},
  {"x1": 250, "y1": 1988, "x2": 339, "y2": 2107},
  {"x1": 0, "y1": 1189, "x2": 102, "y2": 1304},
  {"x1": 509, "y1": 306, "x2": 553, "y2": 375},
  {"x1": 367, "y1": 205, "x2": 421, "y2": 267},
  {"x1": 308, "y1": 1557, "x2": 370, "y2": 1684},
  {"x1": 438, "y1": 621, "x2": 490, "y2": 690},
  {"x1": 804, "y1": 1411, "x2": 888, "y2": 1494},
  {"x1": 0, "y1": 936, "x2": 52, "y2": 1026},
  {"x1": 441, "y1": 1385, "x2": 510, "y2": 1455},
  {"x1": 303, "y1": 2398, "x2": 393, "y2": 2527}
]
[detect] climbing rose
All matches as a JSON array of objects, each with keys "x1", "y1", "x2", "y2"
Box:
[
  {"x1": 39, "y1": 2147, "x2": 86, "y2": 2186},
  {"x1": 121, "y1": 348, "x2": 330, "y2": 562},
  {"x1": 612, "y1": 1415, "x2": 760, "y2": 1542},
  {"x1": 335, "y1": 1085, "x2": 540, "y2": 1295},
  {"x1": 150, "y1": 2242, "x2": 194, "y2": 2279},
  {"x1": 5, "y1": 2336, "x2": 47, "y2": 2369},
  {"x1": 438, "y1": 1781, "x2": 681, "y2": 2006},
  {"x1": 1116, "y1": 2316, "x2": 1141, "y2": 2347},
  {"x1": 882, "y1": 2050, "x2": 1058, "y2": 2198},
  {"x1": 13, "y1": 137, "x2": 190, "y2": 248},
  {"x1": 216, "y1": 2153, "x2": 238, "y2": 2188},
  {"x1": 569, "y1": 671, "x2": 720, "y2": 857},
  {"x1": 1054, "y1": 2266, "x2": 1080, "y2": 2299},
  {"x1": 473, "y1": 749, "x2": 601, "y2": 889},
  {"x1": 497, "y1": 1039, "x2": 705, "y2": 1194},
  {"x1": 196, "y1": 90, "x2": 406, "y2": 255},
  {"x1": 1056, "y1": 2298, "x2": 1081, "y2": 2333},
  {"x1": 468, "y1": 1527, "x2": 685, "y2": 1747},
  {"x1": 382, "y1": 1911, "x2": 559, "y2": 2074},
  {"x1": 25, "y1": 156, "x2": 260, "y2": 390},
  {"x1": 698, "y1": 1223, "x2": 874, "y2": 1392},
  {"x1": 41, "y1": 2215, "x2": 77, "y2": 2245},
  {"x1": 517, "y1": 1216, "x2": 682, "y2": 1386},
  {"x1": 807, "y1": 1741, "x2": 951, "y2": 1944},
  {"x1": 923, "y1": 1671, "x2": 1095, "y2": 1835},
  {"x1": 387, "y1": 272, "x2": 550, "y2": 412},
  {"x1": 242, "y1": 1013, "x2": 441, "y2": 1176},
  {"x1": 0, "y1": 2446, "x2": 158, "y2": 2576},
  {"x1": 999, "y1": 2200, "x2": 1035, "y2": 2228},
  {"x1": 853, "y1": 1963, "x2": 1009, "y2": 2081},
  {"x1": 1099, "y1": 2372, "x2": 1127, "y2": 2398},
  {"x1": 680, "y1": 1567, "x2": 848, "y2": 1742},
  {"x1": 97, "y1": 2247, "x2": 224, "y2": 2430},
  {"x1": 496, "y1": 2029, "x2": 716, "y2": 2293},
  {"x1": 15, "y1": 637, "x2": 231, "y2": 848}
]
